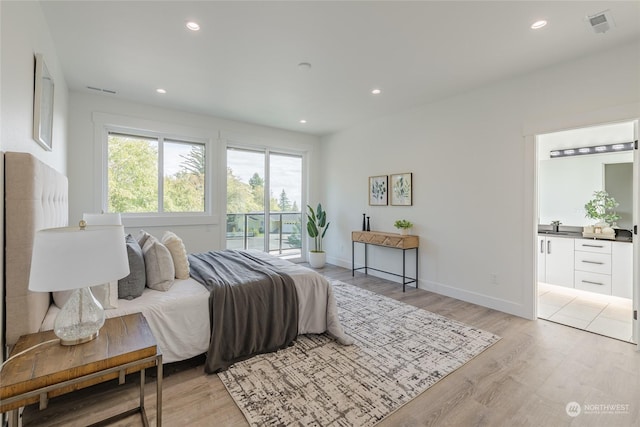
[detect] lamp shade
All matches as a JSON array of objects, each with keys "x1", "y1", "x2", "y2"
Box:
[
  {"x1": 82, "y1": 212, "x2": 122, "y2": 226},
  {"x1": 29, "y1": 225, "x2": 130, "y2": 292}
]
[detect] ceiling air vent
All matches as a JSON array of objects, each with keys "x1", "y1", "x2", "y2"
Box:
[
  {"x1": 586, "y1": 9, "x2": 615, "y2": 34},
  {"x1": 87, "y1": 86, "x2": 117, "y2": 95}
]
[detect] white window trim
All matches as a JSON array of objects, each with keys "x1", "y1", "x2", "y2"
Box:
[{"x1": 93, "y1": 112, "x2": 219, "y2": 227}]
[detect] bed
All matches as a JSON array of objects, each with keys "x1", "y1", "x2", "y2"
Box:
[{"x1": 4, "y1": 151, "x2": 351, "y2": 372}]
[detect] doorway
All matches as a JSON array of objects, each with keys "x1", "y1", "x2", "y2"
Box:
[
  {"x1": 226, "y1": 147, "x2": 304, "y2": 259},
  {"x1": 535, "y1": 121, "x2": 636, "y2": 343}
]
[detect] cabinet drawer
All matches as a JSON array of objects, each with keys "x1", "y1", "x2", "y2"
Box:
[
  {"x1": 574, "y1": 251, "x2": 611, "y2": 274},
  {"x1": 574, "y1": 239, "x2": 611, "y2": 254},
  {"x1": 574, "y1": 271, "x2": 612, "y2": 295}
]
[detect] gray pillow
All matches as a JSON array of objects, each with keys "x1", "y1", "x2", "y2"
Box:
[{"x1": 118, "y1": 234, "x2": 146, "y2": 299}]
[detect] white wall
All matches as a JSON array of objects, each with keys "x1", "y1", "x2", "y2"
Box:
[
  {"x1": 320, "y1": 40, "x2": 640, "y2": 319},
  {"x1": 68, "y1": 91, "x2": 320, "y2": 253},
  {"x1": 0, "y1": 1, "x2": 68, "y2": 169},
  {"x1": 1, "y1": 1, "x2": 69, "y2": 357}
]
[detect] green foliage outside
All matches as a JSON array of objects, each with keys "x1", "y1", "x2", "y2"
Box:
[
  {"x1": 108, "y1": 135, "x2": 205, "y2": 213},
  {"x1": 286, "y1": 221, "x2": 302, "y2": 248},
  {"x1": 227, "y1": 172, "x2": 293, "y2": 214},
  {"x1": 108, "y1": 135, "x2": 158, "y2": 213}
]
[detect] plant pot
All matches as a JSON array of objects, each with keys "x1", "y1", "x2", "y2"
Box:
[
  {"x1": 308, "y1": 251, "x2": 326, "y2": 268},
  {"x1": 399, "y1": 228, "x2": 410, "y2": 236}
]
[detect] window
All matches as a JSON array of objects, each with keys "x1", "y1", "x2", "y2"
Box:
[{"x1": 107, "y1": 131, "x2": 206, "y2": 215}]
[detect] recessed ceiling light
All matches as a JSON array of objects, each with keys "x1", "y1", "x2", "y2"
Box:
[
  {"x1": 371, "y1": 88, "x2": 382, "y2": 95},
  {"x1": 186, "y1": 21, "x2": 200, "y2": 31},
  {"x1": 299, "y1": 119, "x2": 307, "y2": 124},
  {"x1": 531, "y1": 20, "x2": 547, "y2": 29},
  {"x1": 156, "y1": 88, "x2": 167, "y2": 94}
]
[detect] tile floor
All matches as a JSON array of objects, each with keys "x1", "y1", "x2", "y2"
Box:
[{"x1": 538, "y1": 282, "x2": 634, "y2": 342}]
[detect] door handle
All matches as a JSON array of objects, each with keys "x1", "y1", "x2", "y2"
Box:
[
  {"x1": 582, "y1": 244, "x2": 604, "y2": 248},
  {"x1": 582, "y1": 280, "x2": 604, "y2": 286},
  {"x1": 540, "y1": 240, "x2": 544, "y2": 254},
  {"x1": 547, "y1": 240, "x2": 551, "y2": 254},
  {"x1": 581, "y1": 260, "x2": 604, "y2": 265}
]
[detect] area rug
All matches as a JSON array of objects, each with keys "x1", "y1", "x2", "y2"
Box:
[{"x1": 218, "y1": 280, "x2": 500, "y2": 426}]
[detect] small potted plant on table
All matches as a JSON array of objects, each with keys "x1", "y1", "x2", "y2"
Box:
[
  {"x1": 584, "y1": 190, "x2": 619, "y2": 238},
  {"x1": 394, "y1": 219, "x2": 414, "y2": 236}
]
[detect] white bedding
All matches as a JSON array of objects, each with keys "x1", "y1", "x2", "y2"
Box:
[
  {"x1": 42, "y1": 277, "x2": 211, "y2": 363},
  {"x1": 42, "y1": 253, "x2": 352, "y2": 363}
]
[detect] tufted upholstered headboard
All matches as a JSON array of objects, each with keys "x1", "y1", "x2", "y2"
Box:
[{"x1": 4, "y1": 152, "x2": 68, "y2": 345}]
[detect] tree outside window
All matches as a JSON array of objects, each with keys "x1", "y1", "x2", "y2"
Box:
[{"x1": 107, "y1": 132, "x2": 206, "y2": 214}]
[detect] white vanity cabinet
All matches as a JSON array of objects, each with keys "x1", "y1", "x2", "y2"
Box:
[
  {"x1": 538, "y1": 234, "x2": 632, "y2": 297},
  {"x1": 538, "y1": 235, "x2": 574, "y2": 287},
  {"x1": 612, "y1": 242, "x2": 633, "y2": 299},
  {"x1": 573, "y1": 239, "x2": 632, "y2": 298},
  {"x1": 574, "y1": 240, "x2": 612, "y2": 295}
]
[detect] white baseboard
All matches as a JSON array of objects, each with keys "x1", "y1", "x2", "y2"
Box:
[{"x1": 327, "y1": 255, "x2": 533, "y2": 320}]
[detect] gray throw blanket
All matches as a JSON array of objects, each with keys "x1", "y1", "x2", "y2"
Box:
[{"x1": 188, "y1": 250, "x2": 299, "y2": 373}]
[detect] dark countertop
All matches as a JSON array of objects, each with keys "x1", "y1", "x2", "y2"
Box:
[{"x1": 538, "y1": 225, "x2": 633, "y2": 243}]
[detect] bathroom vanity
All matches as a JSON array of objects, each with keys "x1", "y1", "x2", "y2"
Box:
[{"x1": 537, "y1": 231, "x2": 632, "y2": 299}]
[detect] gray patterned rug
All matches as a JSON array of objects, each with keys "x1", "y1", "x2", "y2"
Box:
[{"x1": 218, "y1": 280, "x2": 500, "y2": 426}]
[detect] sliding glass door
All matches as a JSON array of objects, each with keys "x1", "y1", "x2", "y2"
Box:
[{"x1": 226, "y1": 147, "x2": 303, "y2": 259}]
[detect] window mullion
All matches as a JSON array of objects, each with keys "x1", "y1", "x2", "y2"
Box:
[{"x1": 158, "y1": 136, "x2": 164, "y2": 213}]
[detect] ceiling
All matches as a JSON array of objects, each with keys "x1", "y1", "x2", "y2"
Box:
[{"x1": 40, "y1": 1, "x2": 640, "y2": 136}]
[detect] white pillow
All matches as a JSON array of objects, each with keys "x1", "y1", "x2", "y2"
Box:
[
  {"x1": 142, "y1": 235, "x2": 175, "y2": 291},
  {"x1": 162, "y1": 231, "x2": 190, "y2": 279},
  {"x1": 53, "y1": 281, "x2": 118, "y2": 310}
]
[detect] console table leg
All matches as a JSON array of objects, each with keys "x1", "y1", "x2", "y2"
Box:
[
  {"x1": 364, "y1": 243, "x2": 368, "y2": 275},
  {"x1": 402, "y1": 249, "x2": 406, "y2": 292},
  {"x1": 415, "y1": 248, "x2": 419, "y2": 289},
  {"x1": 351, "y1": 241, "x2": 355, "y2": 277}
]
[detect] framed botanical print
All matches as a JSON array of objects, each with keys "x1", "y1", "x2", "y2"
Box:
[
  {"x1": 390, "y1": 173, "x2": 412, "y2": 206},
  {"x1": 369, "y1": 175, "x2": 388, "y2": 206}
]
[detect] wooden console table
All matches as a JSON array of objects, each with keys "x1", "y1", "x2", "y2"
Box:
[
  {"x1": 1, "y1": 313, "x2": 162, "y2": 427},
  {"x1": 352, "y1": 231, "x2": 419, "y2": 292}
]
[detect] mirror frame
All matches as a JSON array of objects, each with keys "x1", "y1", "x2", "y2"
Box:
[{"x1": 33, "y1": 53, "x2": 54, "y2": 151}]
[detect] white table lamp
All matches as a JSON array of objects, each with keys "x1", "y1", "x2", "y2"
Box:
[{"x1": 29, "y1": 222, "x2": 129, "y2": 345}]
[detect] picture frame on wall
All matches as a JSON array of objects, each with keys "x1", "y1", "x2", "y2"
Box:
[
  {"x1": 369, "y1": 175, "x2": 388, "y2": 206},
  {"x1": 33, "y1": 53, "x2": 54, "y2": 151},
  {"x1": 390, "y1": 172, "x2": 412, "y2": 206}
]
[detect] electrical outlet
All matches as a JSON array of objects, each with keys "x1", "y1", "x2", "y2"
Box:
[{"x1": 490, "y1": 273, "x2": 498, "y2": 285}]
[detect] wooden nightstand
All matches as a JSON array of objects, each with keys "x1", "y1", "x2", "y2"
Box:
[{"x1": 1, "y1": 313, "x2": 162, "y2": 426}]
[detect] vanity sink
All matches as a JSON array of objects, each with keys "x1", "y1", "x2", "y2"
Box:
[{"x1": 539, "y1": 231, "x2": 581, "y2": 236}]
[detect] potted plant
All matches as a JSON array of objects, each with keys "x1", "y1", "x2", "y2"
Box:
[
  {"x1": 307, "y1": 203, "x2": 330, "y2": 268},
  {"x1": 394, "y1": 219, "x2": 414, "y2": 236},
  {"x1": 584, "y1": 190, "x2": 619, "y2": 226}
]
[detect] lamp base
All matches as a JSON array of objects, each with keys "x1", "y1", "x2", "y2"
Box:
[
  {"x1": 59, "y1": 329, "x2": 99, "y2": 346},
  {"x1": 54, "y1": 287, "x2": 105, "y2": 346}
]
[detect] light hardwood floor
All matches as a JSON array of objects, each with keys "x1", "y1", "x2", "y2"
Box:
[{"x1": 22, "y1": 264, "x2": 639, "y2": 426}]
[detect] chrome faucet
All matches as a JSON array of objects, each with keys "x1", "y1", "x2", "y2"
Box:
[{"x1": 551, "y1": 220, "x2": 561, "y2": 233}]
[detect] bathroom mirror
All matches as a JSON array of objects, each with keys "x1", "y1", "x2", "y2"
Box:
[
  {"x1": 33, "y1": 53, "x2": 54, "y2": 151},
  {"x1": 604, "y1": 162, "x2": 633, "y2": 230},
  {"x1": 537, "y1": 122, "x2": 634, "y2": 229}
]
